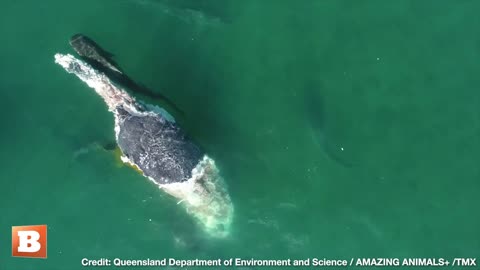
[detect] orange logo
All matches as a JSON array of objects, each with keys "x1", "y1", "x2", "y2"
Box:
[{"x1": 12, "y1": 225, "x2": 47, "y2": 258}]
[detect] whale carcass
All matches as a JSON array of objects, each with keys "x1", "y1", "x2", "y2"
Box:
[{"x1": 54, "y1": 53, "x2": 233, "y2": 237}]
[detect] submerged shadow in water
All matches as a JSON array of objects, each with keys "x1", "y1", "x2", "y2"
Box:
[{"x1": 304, "y1": 84, "x2": 353, "y2": 168}]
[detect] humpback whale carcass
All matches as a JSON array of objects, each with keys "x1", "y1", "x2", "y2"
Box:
[{"x1": 54, "y1": 53, "x2": 233, "y2": 237}]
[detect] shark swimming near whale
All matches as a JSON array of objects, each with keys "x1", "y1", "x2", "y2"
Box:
[
  {"x1": 54, "y1": 52, "x2": 233, "y2": 237},
  {"x1": 69, "y1": 34, "x2": 184, "y2": 117},
  {"x1": 70, "y1": 34, "x2": 123, "y2": 74},
  {"x1": 304, "y1": 86, "x2": 353, "y2": 168}
]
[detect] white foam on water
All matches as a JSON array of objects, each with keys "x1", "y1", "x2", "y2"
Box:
[
  {"x1": 159, "y1": 156, "x2": 233, "y2": 237},
  {"x1": 55, "y1": 53, "x2": 233, "y2": 237},
  {"x1": 144, "y1": 103, "x2": 176, "y2": 123},
  {"x1": 120, "y1": 153, "x2": 233, "y2": 237}
]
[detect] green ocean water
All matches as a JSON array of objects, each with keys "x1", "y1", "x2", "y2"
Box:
[{"x1": 1, "y1": 0, "x2": 479, "y2": 269}]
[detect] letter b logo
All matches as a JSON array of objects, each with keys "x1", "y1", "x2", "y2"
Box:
[{"x1": 12, "y1": 225, "x2": 47, "y2": 258}]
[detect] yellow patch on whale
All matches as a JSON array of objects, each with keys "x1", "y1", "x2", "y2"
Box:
[{"x1": 112, "y1": 146, "x2": 144, "y2": 174}]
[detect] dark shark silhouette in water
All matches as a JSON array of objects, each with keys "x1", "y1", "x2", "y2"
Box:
[
  {"x1": 304, "y1": 86, "x2": 354, "y2": 168},
  {"x1": 70, "y1": 34, "x2": 123, "y2": 74},
  {"x1": 69, "y1": 34, "x2": 184, "y2": 116}
]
